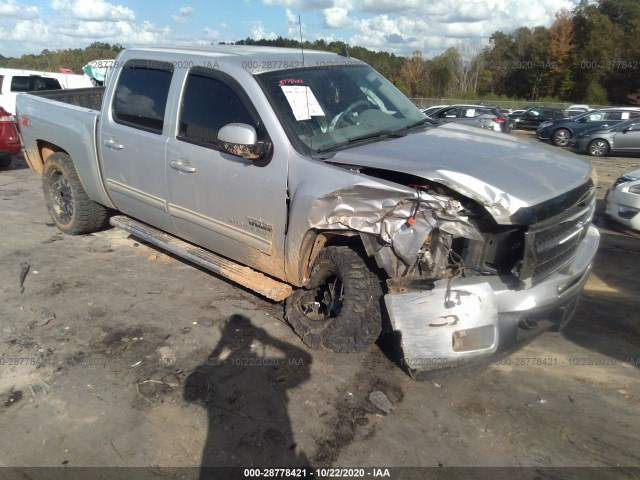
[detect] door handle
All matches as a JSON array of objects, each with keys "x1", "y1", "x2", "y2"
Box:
[
  {"x1": 170, "y1": 160, "x2": 197, "y2": 173},
  {"x1": 103, "y1": 138, "x2": 123, "y2": 150}
]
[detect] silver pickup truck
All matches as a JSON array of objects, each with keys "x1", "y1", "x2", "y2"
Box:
[{"x1": 17, "y1": 46, "x2": 600, "y2": 375}]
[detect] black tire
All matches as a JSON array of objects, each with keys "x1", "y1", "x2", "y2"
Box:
[
  {"x1": 0, "y1": 156, "x2": 12, "y2": 169},
  {"x1": 588, "y1": 139, "x2": 609, "y2": 157},
  {"x1": 285, "y1": 246, "x2": 383, "y2": 353},
  {"x1": 552, "y1": 128, "x2": 571, "y2": 147},
  {"x1": 42, "y1": 152, "x2": 110, "y2": 235}
]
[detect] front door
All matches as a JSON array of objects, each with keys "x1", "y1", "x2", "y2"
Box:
[
  {"x1": 165, "y1": 67, "x2": 288, "y2": 279},
  {"x1": 613, "y1": 122, "x2": 640, "y2": 153}
]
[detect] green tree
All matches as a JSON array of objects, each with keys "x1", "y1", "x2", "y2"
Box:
[
  {"x1": 427, "y1": 48, "x2": 457, "y2": 97},
  {"x1": 585, "y1": 80, "x2": 608, "y2": 103}
]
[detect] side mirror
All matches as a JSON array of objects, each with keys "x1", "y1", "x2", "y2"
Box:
[{"x1": 217, "y1": 123, "x2": 270, "y2": 161}]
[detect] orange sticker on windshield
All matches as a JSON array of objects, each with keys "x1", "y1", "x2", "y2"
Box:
[{"x1": 279, "y1": 79, "x2": 305, "y2": 87}]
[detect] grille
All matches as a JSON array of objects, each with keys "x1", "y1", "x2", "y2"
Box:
[{"x1": 519, "y1": 197, "x2": 595, "y2": 288}]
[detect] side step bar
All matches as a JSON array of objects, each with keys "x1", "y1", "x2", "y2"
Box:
[{"x1": 109, "y1": 215, "x2": 293, "y2": 302}]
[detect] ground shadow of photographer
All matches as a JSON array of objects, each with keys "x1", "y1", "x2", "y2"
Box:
[{"x1": 184, "y1": 314, "x2": 313, "y2": 477}]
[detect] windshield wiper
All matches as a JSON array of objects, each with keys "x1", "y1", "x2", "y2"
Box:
[
  {"x1": 401, "y1": 117, "x2": 438, "y2": 130},
  {"x1": 315, "y1": 129, "x2": 407, "y2": 153}
]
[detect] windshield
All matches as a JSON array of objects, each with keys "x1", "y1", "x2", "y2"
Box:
[{"x1": 256, "y1": 65, "x2": 426, "y2": 153}]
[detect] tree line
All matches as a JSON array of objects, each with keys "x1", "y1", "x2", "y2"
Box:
[
  {"x1": 0, "y1": 42, "x2": 123, "y2": 75},
  {"x1": 1, "y1": 0, "x2": 637, "y2": 105},
  {"x1": 398, "y1": 0, "x2": 640, "y2": 105}
]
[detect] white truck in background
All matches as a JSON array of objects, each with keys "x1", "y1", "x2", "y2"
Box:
[{"x1": 0, "y1": 68, "x2": 93, "y2": 114}]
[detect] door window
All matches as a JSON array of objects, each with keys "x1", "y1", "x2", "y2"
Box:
[
  {"x1": 112, "y1": 60, "x2": 173, "y2": 134},
  {"x1": 178, "y1": 69, "x2": 256, "y2": 148}
]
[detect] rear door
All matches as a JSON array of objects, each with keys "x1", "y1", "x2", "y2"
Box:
[
  {"x1": 165, "y1": 67, "x2": 288, "y2": 278},
  {"x1": 100, "y1": 59, "x2": 176, "y2": 233}
]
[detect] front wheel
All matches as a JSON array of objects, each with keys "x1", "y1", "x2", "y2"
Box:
[
  {"x1": 42, "y1": 153, "x2": 110, "y2": 234},
  {"x1": 588, "y1": 139, "x2": 609, "y2": 157},
  {"x1": 285, "y1": 246, "x2": 383, "y2": 353},
  {"x1": 552, "y1": 128, "x2": 571, "y2": 147}
]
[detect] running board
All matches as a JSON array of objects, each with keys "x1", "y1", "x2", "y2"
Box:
[{"x1": 109, "y1": 215, "x2": 292, "y2": 302}]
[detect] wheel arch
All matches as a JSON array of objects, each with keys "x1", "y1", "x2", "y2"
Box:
[
  {"x1": 36, "y1": 140, "x2": 68, "y2": 173},
  {"x1": 36, "y1": 140, "x2": 116, "y2": 209},
  {"x1": 296, "y1": 229, "x2": 368, "y2": 288}
]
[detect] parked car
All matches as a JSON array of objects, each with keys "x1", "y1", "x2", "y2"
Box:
[
  {"x1": 537, "y1": 108, "x2": 640, "y2": 147},
  {"x1": 569, "y1": 119, "x2": 640, "y2": 156},
  {"x1": 0, "y1": 106, "x2": 20, "y2": 168},
  {"x1": 564, "y1": 109, "x2": 587, "y2": 118},
  {"x1": 17, "y1": 46, "x2": 599, "y2": 374},
  {"x1": 567, "y1": 104, "x2": 591, "y2": 112},
  {"x1": 605, "y1": 169, "x2": 640, "y2": 231},
  {"x1": 509, "y1": 106, "x2": 566, "y2": 130},
  {"x1": 422, "y1": 105, "x2": 449, "y2": 117},
  {"x1": 428, "y1": 104, "x2": 510, "y2": 133}
]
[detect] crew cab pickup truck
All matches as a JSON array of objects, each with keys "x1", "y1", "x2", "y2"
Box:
[{"x1": 17, "y1": 46, "x2": 600, "y2": 375}]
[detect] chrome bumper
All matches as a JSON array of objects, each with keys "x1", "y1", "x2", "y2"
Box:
[{"x1": 384, "y1": 226, "x2": 600, "y2": 373}]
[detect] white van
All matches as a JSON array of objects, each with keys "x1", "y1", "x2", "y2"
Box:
[{"x1": 0, "y1": 68, "x2": 93, "y2": 114}]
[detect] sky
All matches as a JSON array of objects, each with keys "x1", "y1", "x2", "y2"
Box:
[{"x1": 0, "y1": 0, "x2": 581, "y2": 59}]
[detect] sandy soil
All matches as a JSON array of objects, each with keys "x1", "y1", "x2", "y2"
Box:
[{"x1": 0, "y1": 136, "x2": 638, "y2": 480}]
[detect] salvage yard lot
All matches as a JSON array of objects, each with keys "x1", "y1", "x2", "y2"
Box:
[{"x1": 0, "y1": 134, "x2": 639, "y2": 479}]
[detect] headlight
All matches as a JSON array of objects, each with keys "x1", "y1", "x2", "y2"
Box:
[
  {"x1": 591, "y1": 167, "x2": 599, "y2": 189},
  {"x1": 538, "y1": 121, "x2": 552, "y2": 129},
  {"x1": 614, "y1": 175, "x2": 638, "y2": 188},
  {"x1": 629, "y1": 184, "x2": 640, "y2": 194}
]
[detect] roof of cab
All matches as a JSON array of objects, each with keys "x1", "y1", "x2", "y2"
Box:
[{"x1": 120, "y1": 45, "x2": 366, "y2": 74}]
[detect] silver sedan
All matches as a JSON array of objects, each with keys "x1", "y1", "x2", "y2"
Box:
[{"x1": 569, "y1": 119, "x2": 640, "y2": 156}]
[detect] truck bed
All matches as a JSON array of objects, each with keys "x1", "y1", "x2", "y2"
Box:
[
  {"x1": 29, "y1": 87, "x2": 105, "y2": 111},
  {"x1": 16, "y1": 86, "x2": 114, "y2": 208}
]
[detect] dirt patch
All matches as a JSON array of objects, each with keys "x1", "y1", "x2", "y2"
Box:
[
  {"x1": 0, "y1": 151, "x2": 639, "y2": 471},
  {"x1": 2, "y1": 390, "x2": 23, "y2": 408},
  {"x1": 313, "y1": 370, "x2": 405, "y2": 465}
]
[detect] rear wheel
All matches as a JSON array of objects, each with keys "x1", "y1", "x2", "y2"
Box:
[
  {"x1": 588, "y1": 139, "x2": 609, "y2": 157},
  {"x1": 552, "y1": 128, "x2": 571, "y2": 147},
  {"x1": 42, "y1": 153, "x2": 110, "y2": 234},
  {"x1": 285, "y1": 246, "x2": 383, "y2": 353}
]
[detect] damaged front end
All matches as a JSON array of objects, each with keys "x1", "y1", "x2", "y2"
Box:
[
  {"x1": 309, "y1": 185, "x2": 504, "y2": 372},
  {"x1": 308, "y1": 181, "x2": 598, "y2": 375}
]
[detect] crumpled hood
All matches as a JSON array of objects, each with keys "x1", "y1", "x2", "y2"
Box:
[{"x1": 328, "y1": 123, "x2": 593, "y2": 223}]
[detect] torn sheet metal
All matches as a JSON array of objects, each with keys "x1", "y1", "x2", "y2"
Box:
[
  {"x1": 384, "y1": 280, "x2": 499, "y2": 371},
  {"x1": 308, "y1": 185, "x2": 483, "y2": 264},
  {"x1": 430, "y1": 170, "x2": 526, "y2": 224}
]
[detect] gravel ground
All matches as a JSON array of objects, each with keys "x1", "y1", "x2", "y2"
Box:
[{"x1": 0, "y1": 135, "x2": 638, "y2": 480}]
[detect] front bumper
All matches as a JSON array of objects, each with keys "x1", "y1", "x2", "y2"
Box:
[
  {"x1": 536, "y1": 128, "x2": 551, "y2": 140},
  {"x1": 568, "y1": 137, "x2": 589, "y2": 152},
  {"x1": 384, "y1": 225, "x2": 600, "y2": 373}
]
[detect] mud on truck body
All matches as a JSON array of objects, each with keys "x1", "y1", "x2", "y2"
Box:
[{"x1": 16, "y1": 46, "x2": 600, "y2": 376}]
